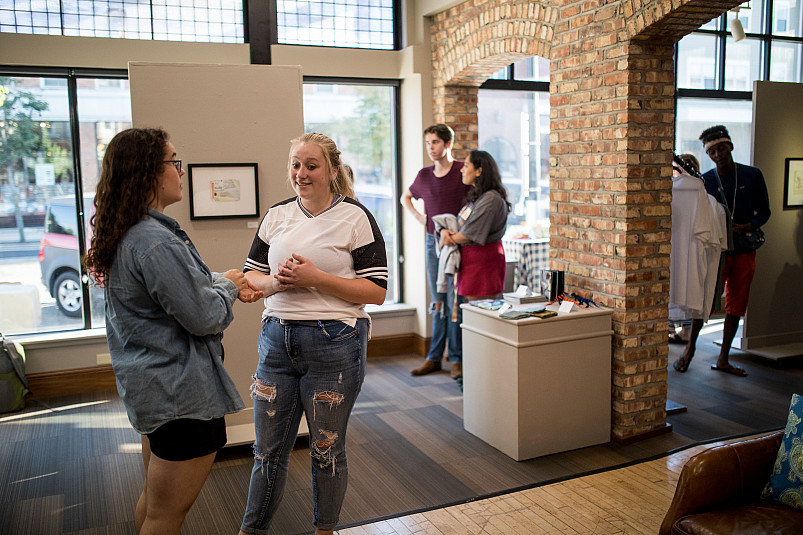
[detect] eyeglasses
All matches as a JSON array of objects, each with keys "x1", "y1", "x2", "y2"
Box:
[{"x1": 163, "y1": 159, "x2": 182, "y2": 172}]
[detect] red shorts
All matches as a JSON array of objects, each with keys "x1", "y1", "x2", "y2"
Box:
[{"x1": 721, "y1": 251, "x2": 756, "y2": 317}]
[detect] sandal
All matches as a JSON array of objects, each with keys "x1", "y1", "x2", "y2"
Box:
[
  {"x1": 668, "y1": 333, "x2": 686, "y2": 344},
  {"x1": 673, "y1": 355, "x2": 690, "y2": 373},
  {"x1": 711, "y1": 364, "x2": 748, "y2": 377}
]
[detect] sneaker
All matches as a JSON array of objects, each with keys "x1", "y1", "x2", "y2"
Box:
[
  {"x1": 450, "y1": 362, "x2": 462, "y2": 379},
  {"x1": 411, "y1": 359, "x2": 441, "y2": 376}
]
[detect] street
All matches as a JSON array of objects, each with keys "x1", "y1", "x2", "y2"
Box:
[{"x1": 1, "y1": 227, "x2": 95, "y2": 334}]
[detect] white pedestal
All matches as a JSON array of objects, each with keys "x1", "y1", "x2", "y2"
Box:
[{"x1": 461, "y1": 303, "x2": 612, "y2": 461}]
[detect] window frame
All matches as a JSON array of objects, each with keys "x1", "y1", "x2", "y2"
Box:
[
  {"x1": 673, "y1": 1, "x2": 803, "y2": 155},
  {"x1": 248, "y1": 0, "x2": 401, "y2": 64},
  {"x1": 0, "y1": 0, "x2": 246, "y2": 43},
  {"x1": 0, "y1": 64, "x2": 129, "y2": 332},
  {"x1": 676, "y1": 1, "x2": 803, "y2": 98},
  {"x1": 479, "y1": 60, "x2": 551, "y2": 234},
  {"x1": 302, "y1": 75, "x2": 403, "y2": 303}
]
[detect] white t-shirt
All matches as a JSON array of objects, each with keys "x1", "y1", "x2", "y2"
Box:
[
  {"x1": 669, "y1": 174, "x2": 726, "y2": 321},
  {"x1": 244, "y1": 195, "x2": 388, "y2": 323}
]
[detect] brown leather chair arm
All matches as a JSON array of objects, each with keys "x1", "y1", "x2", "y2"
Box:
[{"x1": 659, "y1": 431, "x2": 783, "y2": 535}]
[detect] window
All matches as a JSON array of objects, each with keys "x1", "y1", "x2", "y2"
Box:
[
  {"x1": 0, "y1": 0, "x2": 244, "y2": 43},
  {"x1": 478, "y1": 56, "x2": 551, "y2": 239},
  {"x1": 302, "y1": 80, "x2": 400, "y2": 302},
  {"x1": 675, "y1": 98, "x2": 753, "y2": 174},
  {"x1": 276, "y1": 0, "x2": 397, "y2": 50},
  {"x1": 0, "y1": 70, "x2": 131, "y2": 335},
  {"x1": 675, "y1": 0, "x2": 803, "y2": 154}
]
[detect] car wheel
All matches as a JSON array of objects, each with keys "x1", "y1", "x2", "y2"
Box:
[{"x1": 54, "y1": 271, "x2": 83, "y2": 318}]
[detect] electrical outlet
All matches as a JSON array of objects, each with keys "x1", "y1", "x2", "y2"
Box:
[{"x1": 96, "y1": 352, "x2": 111, "y2": 365}]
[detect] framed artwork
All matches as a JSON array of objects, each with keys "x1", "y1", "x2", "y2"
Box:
[
  {"x1": 783, "y1": 157, "x2": 803, "y2": 210},
  {"x1": 188, "y1": 163, "x2": 259, "y2": 219}
]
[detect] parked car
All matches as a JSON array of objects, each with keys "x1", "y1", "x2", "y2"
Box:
[{"x1": 38, "y1": 195, "x2": 95, "y2": 317}]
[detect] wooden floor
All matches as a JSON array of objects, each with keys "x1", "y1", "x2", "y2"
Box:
[
  {"x1": 337, "y1": 434, "x2": 762, "y2": 535},
  {"x1": 1, "y1": 321, "x2": 800, "y2": 535}
]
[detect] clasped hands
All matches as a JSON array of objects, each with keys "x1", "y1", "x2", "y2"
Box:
[
  {"x1": 439, "y1": 228, "x2": 457, "y2": 248},
  {"x1": 222, "y1": 269, "x2": 264, "y2": 303},
  {"x1": 273, "y1": 253, "x2": 321, "y2": 290}
]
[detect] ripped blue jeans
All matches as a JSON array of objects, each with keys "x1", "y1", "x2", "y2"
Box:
[
  {"x1": 239, "y1": 317, "x2": 368, "y2": 534},
  {"x1": 425, "y1": 232, "x2": 463, "y2": 363}
]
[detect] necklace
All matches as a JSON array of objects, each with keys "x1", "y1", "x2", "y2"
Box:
[{"x1": 714, "y1": 165, "x2": 738, "y2": 215}]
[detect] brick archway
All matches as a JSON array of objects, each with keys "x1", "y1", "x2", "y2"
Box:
[{"x1": 430, "y1": 0, "x2": 743, "y2": 441}]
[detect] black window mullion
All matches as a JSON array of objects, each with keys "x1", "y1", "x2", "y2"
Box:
[
  {"x1": 246, "y1": 0, "x2": 275, "y2": 64},
  {"x1": 65, "y1": 70, "x2": 92, "y2": 329},
  {"x1": 393, "y1": 0, "x2": 402, "y2": 50},
  {"x1": 392, "y1": 83, "x2": 403, "y2": 302},
  {"x1": 763, "y1": 0, "x2": 773, "y2": 80},
  {"x1": 718, "y1": 15, "x2": 727, "y2": 91}
]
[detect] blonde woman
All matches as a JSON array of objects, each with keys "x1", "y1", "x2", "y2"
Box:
[{"x1": 239, "y1": 133, "x2": 387, "y2": 535}]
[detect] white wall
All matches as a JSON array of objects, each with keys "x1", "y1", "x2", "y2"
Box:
[{"x1": 742, "y1": 81, "x2": 803, "y2": 348}]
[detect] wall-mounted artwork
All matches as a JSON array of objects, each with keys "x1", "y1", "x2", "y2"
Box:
[{"x1": 188, "y1": 163, "x2": 259, "y2": 219}]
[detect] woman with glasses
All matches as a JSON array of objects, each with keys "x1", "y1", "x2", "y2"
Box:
[
  {"x1": 238, "y1": 133, "x2": 387, "y2": 535},
  {"x1": 83, "y1": 127, "x2": 262, "y2": 535}
]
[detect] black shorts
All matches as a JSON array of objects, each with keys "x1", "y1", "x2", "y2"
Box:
[{"x1": 147, "y1": 417, "x2": 227, "y2": 461}]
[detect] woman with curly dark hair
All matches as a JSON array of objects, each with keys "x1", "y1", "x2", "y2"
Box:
[
  {"x1": 438, "y1": 149, "x2": 510, "y2": 301},
  {"x1": 83, "y1": 127, "x2": 262, "y2": 535}
]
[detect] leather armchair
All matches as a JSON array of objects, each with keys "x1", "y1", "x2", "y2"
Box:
[{"x1": 660, "y1": 430, "x2": 803, "y2": 535}]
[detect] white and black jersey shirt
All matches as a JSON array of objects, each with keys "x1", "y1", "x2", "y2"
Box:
[{"x1": 244, "y1": 195, "x2": 388, "y2": 323}]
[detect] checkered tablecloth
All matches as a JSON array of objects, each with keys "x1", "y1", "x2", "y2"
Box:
[{"x1": 502, "y1": 238, "x2": 550, "y2": 292}]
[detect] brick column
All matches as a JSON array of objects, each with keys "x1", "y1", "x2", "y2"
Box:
[
  {"x1": 550, "y1": 32, "x2": 677, "y2": 439},
  {"x1": 429, "y1": 0, "x2": 735, "y2": 441},
  {"x1": 432, "y1": 85, "x2": 478, "y2": 161}
]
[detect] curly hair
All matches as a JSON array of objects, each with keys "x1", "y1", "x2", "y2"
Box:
[
  {"x1": 466, "y1": 150, "x2": 511, "y2": 212},
  {"x1": 288, "y1": 132, "x2": 354, "y2": 198},
  {"x1": 82, "y1": 128, "x2": 169, "y2": 277},
  {"x1": 699, "y1": 124, "x2": 733, "y2": 150}
]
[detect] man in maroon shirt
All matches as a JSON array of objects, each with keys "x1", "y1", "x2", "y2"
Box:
[{"x1": 401, "y1": 124, "x2": 470, "y2": 379}]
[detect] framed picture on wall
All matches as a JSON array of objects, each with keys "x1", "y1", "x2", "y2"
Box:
[
  {"x1": 783, "y1": 157, "x2": 803, "y2": 210},
  {"x1": 188, "y1": 163, "x2": 259, "y2": 219}
]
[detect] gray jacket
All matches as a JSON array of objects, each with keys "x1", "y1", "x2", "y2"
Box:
[{"x1": 432, "y1": 213, "x2": 460, "y2": 293}]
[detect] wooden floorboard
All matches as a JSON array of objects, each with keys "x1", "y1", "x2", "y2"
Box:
[
  {"x1": 338, "y1": 434, "x2": 768, "y2": 535},
  {"x1": 1, "y1": 323, "x2": 799, "y2": 534}
]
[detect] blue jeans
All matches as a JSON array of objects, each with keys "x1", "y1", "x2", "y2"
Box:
[
  {"x1": 240, "y1": 317, "x2": 369, "y2": 534},
  {"x1": 425, "y1": 233, "x2": 463, "y2": 363}
]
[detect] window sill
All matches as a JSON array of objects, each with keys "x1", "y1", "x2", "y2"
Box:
[
  {"x1": 366, "y1": 302, "x2": 417, "y2": 318},
  {"x1": 12, "y1": 303, "x2": 416, "y2": 349},
  {"x1": 13, "y1": 328, "x2": 108, "y2": 350}
]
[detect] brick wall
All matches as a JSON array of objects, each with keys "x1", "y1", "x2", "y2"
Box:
[{"x1": 430, "y1": 0, "x2": 739, "y2": 441}]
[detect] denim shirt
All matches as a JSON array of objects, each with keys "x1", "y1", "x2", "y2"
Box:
[{"x1": 105, "y1": 208, "x2": 245, "y2": 434}]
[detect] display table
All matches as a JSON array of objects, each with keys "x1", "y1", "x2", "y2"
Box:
[
  {"x1": 461, "y1": 303, "x2": 612, "y2": 461},
  {"x1": 501, "y1": 238, "x2": 549, "y2": 291}
]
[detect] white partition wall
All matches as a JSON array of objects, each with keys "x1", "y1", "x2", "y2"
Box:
[
  {"x1": 743, "y1": 81, "x2": 803, "y2": 354},
  {"x1": 129, "y1": 62, "x2": 304, "y2": 442}
]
